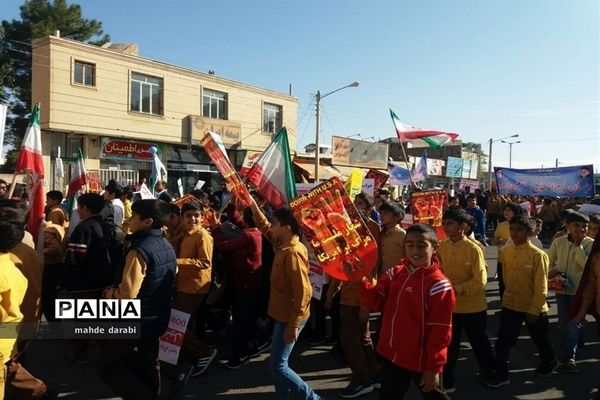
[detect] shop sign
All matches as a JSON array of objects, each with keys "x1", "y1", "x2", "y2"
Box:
[
  {"x1": 332, "y1": 136, "x2": 389, "y2": 170},
  {"x1": 189, "y1": 115, "x2": 241, "y2": 146},
  {"x1": 100, "y1": 138, "x2": 163, "y2": 161}
]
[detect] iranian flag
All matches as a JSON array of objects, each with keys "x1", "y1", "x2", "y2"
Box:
[
  {"x1": 390, "y1": 108, "x2": 459, "y2": 149},
  {"x1": 67, "y1": 148, "x2": 87, "y2": 200},
  {"x1": 14, "y1": 104, "x2": 45, "y2": 244},
  {"x1": 246, "y1": 127, "x2": 296, "y2": 209}
]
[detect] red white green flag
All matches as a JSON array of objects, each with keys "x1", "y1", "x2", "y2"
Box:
[
  {"x1": 66, "y1": 148, "x2": 87, "y2": 216},
  {"x1": 14, "y1": 104, "x2": 45, "y2": 244},
  {"x1": 246, "y1": 127, "x2": 297, "y2": 209},
  {"x1": 390, "y1": 108, "x2": 458, "y2": 149}
]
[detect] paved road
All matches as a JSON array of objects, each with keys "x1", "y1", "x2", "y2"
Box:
[{"x1": 25, "y1": 247, "x2": 600, "y2": 399}]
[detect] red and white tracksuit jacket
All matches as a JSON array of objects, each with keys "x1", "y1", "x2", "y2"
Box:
[{"x1": 360, "y1": 258, "x2": 455, "y2": 373}]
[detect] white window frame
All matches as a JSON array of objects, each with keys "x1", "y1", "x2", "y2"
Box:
[
  {"x1": 202, "y1": 89, "x2": 228, "y2": 120},
  {"x1": 130, "y1": 72, "x2": 163, "y2": 115},
  {"x1": 263, "y1": 102, "x2": 282, "y2": 134},
  {"x1": 73, "y1": 60, "x2": 95, "y2": 86}
]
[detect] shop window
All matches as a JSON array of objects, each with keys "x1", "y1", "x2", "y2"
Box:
[
  {"x1": 50, "y1": 133, "x2": 84, "y2": 159},
  {"x1": 130, "y1": 72, "x2": 163, "y2": 115},
  {"x1": 202, "y1": 89, "x2": 228, "y2": 120},
  {"x1": 263, "y1": 103, "x2": 282, "y2": 134},
  {"x1": 74, "y1": 60, "x2": 95, "y2": 86}
]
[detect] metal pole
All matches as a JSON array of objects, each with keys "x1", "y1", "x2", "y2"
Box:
[
  {"x1": 555, "y1": 158, "x2": 558, "y2": 167},
  {"x1": 509, "y1": 143, "x2": 512, "y2": 168},
  {"x1": 314, "y1": 90, "x2": 321, "y2": 183},
  {"x1": 488, "y1": 138, "x2": 493, "y2": 189}
]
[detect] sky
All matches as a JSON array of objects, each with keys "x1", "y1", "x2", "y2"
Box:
[{"x1": 2, "y1": 0, "x2": 599, "y2": 171}]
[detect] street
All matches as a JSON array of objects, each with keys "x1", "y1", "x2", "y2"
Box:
[{"x1": 25, "y1": 247, "x2": 600, "y2": 400}]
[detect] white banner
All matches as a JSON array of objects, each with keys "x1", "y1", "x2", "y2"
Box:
[
  {"x1": 159, "y1": 309, "x2": 191, "y2": 365},
  {"x1": 361, "y1": 178, "x2": 375, "y2": 197},
  {"x1": 139, "y1": 183, "x2": 155, "y2": 199}
]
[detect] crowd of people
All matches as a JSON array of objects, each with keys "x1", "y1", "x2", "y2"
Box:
[{"x1": 0, "y1": 177, "x2": 599, "y2": 400}]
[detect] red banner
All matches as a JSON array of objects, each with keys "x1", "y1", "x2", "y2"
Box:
[
  {"x1": 365, "y1": 169, "x2": 389, "y2": 190},
  {"x1": 289, "y1": 177, "x2": 378, "y2": 281},
  {"x1": 410, "y1": 189, "x2": 448, "y2": 239},
  {"x1": 199, "y1": 132, "x2": 252, "y2": 207},
  {"x1": 87, "y1": 171, "x2": 101, "y2": 192}
]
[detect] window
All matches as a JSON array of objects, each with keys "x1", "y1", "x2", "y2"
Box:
[
  {"x1": 130, "y1": 72, "x2": 163, "y2": 115},
  {"x1": 202, "y1": 89, "x2": 228, "y2": 120},
  {"x1": 263, "y1": 103, "x2": 282, "y2": 134},
  {"x1": 50, "y1": 132, "x2": 84, "y2": 159},
  {"x1": 74, "y1": 61, "x2": 95, "y2": 86}
]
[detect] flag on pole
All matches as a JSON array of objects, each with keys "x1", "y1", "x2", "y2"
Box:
[
  {"x1": 67, "y1": 148, "x2": 88, "y2": 212},
  {"x1": 149, "y1": 146, "x2": 167, "y2": 194},
  {"x1": 388, "y1": 163, "x2": 412, "y2": 186},
  {"x1": 246, "y1": 127, "x2": 297, "y2": 209},
  {"x1": 14, "y1": 104, "x2": 44, "y2": 243},
  {"x1": 411, "y1": 152, "x2": 428, "y2": 182},
  {"x1": 390, "y1": 109, "x2": 458, "y2": 149}
]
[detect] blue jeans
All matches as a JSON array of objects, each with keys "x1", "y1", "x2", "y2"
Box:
[
  {"x1": 556, "y1": 294, "x2": 583, "y2": 360},
  {"x1": 269, "y1": 320, "x2": 320, "y2": 400}
]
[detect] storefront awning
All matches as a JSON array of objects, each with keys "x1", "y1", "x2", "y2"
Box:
[{"x1": 293, "y1": 160, "x2": 341, "y2": 180}]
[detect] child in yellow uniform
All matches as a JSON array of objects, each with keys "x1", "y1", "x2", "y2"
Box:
[
  {"x1": 486, "y1": 215, "x2": 557, "y2": 388},
  {"x1": 0, "y1": 207, "x2": 28, "y2": 400},
  {"x1": 492, "y1": 202, "x2": 523, "y2": 300},
  {"x1": 439, "y1": 207, "x2": 494, "y2": 393}
]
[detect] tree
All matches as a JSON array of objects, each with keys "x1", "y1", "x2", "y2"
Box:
[{"x1": 0, "y1": 0, "x2": 109, "y2": 170}]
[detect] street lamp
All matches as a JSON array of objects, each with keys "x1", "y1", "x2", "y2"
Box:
[
  {"x1": 488, "y1": 134, "x2": 519, "y2": 189},
  {"x1": 500, "y1": 139, "x2": 521, "y2": 168},
  {"x1": 315, "y1": 81, "x2": 360, "y2": 182}
]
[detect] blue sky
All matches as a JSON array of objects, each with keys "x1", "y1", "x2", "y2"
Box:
[{"x1": 2, "y1": 0, "x2": 599, "y2": 170}]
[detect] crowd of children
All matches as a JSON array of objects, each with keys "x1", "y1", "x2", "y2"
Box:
[{"x1": 0, "y1": 179, "x2": 599, "y2": 400}]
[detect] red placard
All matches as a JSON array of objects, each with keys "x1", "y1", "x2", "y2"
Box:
[
  {"x1": 289, "y1": 177, "x2": 378, "y2": 282},
  {"x1": 410, "y1": 189, "x2": 448, "y2": 239},
  {"x1": 365, "y1": 169, "x2": 389, "y2": 190},
  {"x1": 87, "y1": 171, "x2": 101, "y2": 192},
  {"x1": 199, "y1": 132, "x2": 252, "y2": 207}
]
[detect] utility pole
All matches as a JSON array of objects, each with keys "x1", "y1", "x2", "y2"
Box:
[{"x1": 314, "y1": 90, "x2": 321, "y2": 183}]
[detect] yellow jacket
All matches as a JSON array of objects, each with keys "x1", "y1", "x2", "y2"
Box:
[
  {"x1": 500, "y1": 241, "x2": 549, "y2": 315},
  {"x1": 438, "y1": 236, "x2": 487, "y2": 313},
  {"x1": 0, "y1": 253, "x2": 28, "y2": 360},
  {"x1": 253, "y1": 207, "x2": 311, "y2": 328},
  {"x1": 176, "y1": 226, "x2": 213, "y2": 294}
]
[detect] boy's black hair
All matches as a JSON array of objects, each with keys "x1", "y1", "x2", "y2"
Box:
[
  {"x1": 463, "y1": 213, "x2": 477, "y2": 234},
  {"x1": 589, "y1": 214, "x2": 600, "y2": 225},
  {"x1": 504, "y1": 202, "x2": 524, "y2": 216},
  {"x1": 0, "y1": 208, "x2": 25, "y2": 252},
  {"x1": 406, "y1": 223, "x2": 438, "y2": 245},
  {"x1": 509, "y1": 215, "x2": 536, "y2": 232},
  {"x1": 78, "y1": 193, "x2": 105, "y2": 215},
  {"x1": 448, "y1": 195, "x2": 456, "y2": 203},
  {"x1": 377, "y1": 188, "x2": 390, "y2": 196},
  {"x1": 534, "y1": 218, "x2": 543, "y2": 225},
  {"x1": 466, "y1": 194, "x2": 477, "y2": 201},
  {"x1": 355, "y1": 192, "x2": 373, "y2": 208},
  {"x1": 379, "y1": 202, "x2": 405, "y2": 219},
  {"x1": 543, "y1": 197, "x2": 553, "y2": 206},
  {"x1": 272, "y1": 207, "x2": 302, "y2": 237},
  {"x1": 105, "y1": 184, "x2": 123, "y2": 198},
  {"x1": 0, "y1": 199, "x2": 28, "y2": 225},
  {"x1": 442, "y1": 207, "x2": 471, "y2": 224},
  {"x1": 168, "y1": 203, "x2": 181, "y2": 216},
  {"x1": 131, "y1": 199, "x2": 170, "y2": 229},
  {"x1": 46, "y1": 190, "x2": 63, "y2": 202},
  {"x1": 181, "y1": 202, "x2": 202, "y2": 216},
  {"x1": 243, "y1": 208, "x2": 256, "y2": 228},
  {"x1": 565, "y1": 211, "x2": 589, "y2": 224},
  {"x1": 122, "y1": 186, "x2": 134, "y2": 200}
]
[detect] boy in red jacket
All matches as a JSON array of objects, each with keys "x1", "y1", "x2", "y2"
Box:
[{"x1": 360, "y1": 224, "x2": 455, "y2": 399}]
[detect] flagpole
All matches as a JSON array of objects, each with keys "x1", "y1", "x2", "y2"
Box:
[
  {"x1": 398, "y1": 139, "x2": 417, "y2": 189},
  {"x1": 6, "y1": 172, "x2": 21, "y2": 199}
]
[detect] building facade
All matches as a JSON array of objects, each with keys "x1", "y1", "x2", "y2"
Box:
[{"x1": 32, "y1": 34, "x2": 297, "y2": 194}]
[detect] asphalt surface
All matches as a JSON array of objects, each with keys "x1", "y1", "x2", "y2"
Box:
[{"x1": 24, "y1": 246, "x2": 600, "y2": 399}]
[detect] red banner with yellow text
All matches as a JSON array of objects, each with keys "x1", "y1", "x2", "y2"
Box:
[
  {"x1": 289, "y1": 177, "x2": 378, "y2": 281},
  {"x1": 199, "y1": 132, "x2": 252, "y2": 207}
]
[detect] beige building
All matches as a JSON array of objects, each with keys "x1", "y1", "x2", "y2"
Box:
[{"x1": 32, "y1": 33, "x2": 297, "y2": 194}]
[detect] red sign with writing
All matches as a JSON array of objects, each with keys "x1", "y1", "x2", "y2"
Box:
[
  {"x1": 101, "y1": 139, "x2": 156, "y2": 160},
  {"x1": 365, "y1": 169, "x2": 389, "y2": 190},
  {"x1": 87, "y1": 171, "x2": 101, "y2": 193},
  {"x1": 410, "y1": 189, "x2": 448, "y2": 239},
  {"x1": 289, "y1": 177, "x2": 378, "y2": 282}
]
